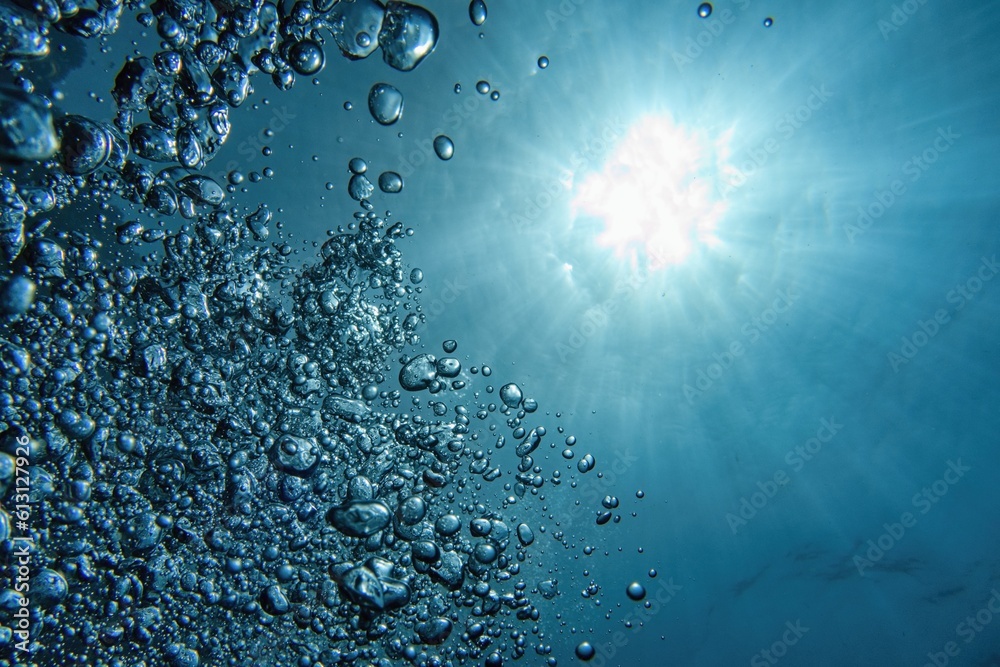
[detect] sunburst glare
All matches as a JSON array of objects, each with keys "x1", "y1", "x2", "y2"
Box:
[{"x1": 570, "y1": 114, "x2": 734, "y2": 270}]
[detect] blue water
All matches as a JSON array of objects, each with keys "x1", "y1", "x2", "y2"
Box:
[{"x1": 2, "y1": 1, "x2": 999, "y2": 666}]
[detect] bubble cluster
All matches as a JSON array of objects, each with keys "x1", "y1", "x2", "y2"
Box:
[{"x1": 0, "y1": 1, "x2": 644, "y2": 665}]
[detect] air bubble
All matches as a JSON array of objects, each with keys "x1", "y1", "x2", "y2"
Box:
[
  {"x1": 348, "y1": 174, "x2": 375, "y2": 201},
  {"x1": 576, "y1": 642, "x2": 596, "y2": 660},
  {"x1": 469, "y1": 0, "x2": 487, "y2": 26},
  {"x1": 349, "y1": 157, "x2": 368, "y2": 174},
  {"x1": 433, "y1": 135, "x2": 454, "y2": 160},
  {"x1": 288, "y1": 40, "x2": 325, "y2": 76},
  {"x1": 0, "y1": 276, "x2": 36, "y2": 315},
  {"x1": 378, "y1": 1, "x2": 440, "y2": 71},
  {"x1": 368, "y1": 83, "x2": 404, "y2": 125},
  {"x1": 0, "y1": 88, "x2": 58, "y2": 161},
  {"x1": 329, "y1": 0, "x2": 383, "y2": 59},
  {"x1": 499, "y1": 383, "x2": 522, "y2": 408},
  {"x1": 399, "y1": 353, "x2": 438, "y2": 391},
  {"x1": 378, "y1": 171, "x2": 404, "y2": 193},
  {"x1": 626, "y1": 582, "x2": 647, "y2": 601}
]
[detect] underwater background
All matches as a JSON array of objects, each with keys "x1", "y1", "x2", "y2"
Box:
[{"x1": 1, "y1": 1, "x2": 999, "y2": 666}]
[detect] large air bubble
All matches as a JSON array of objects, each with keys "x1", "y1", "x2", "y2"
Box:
[
  {"x1": 0, "y1": 87, "x2": 58, "y2": 162},
  {"x1": 368, "y1": 82, "x2": 405, "y2": 125},
  {"x1": 378, "y1": 1, "x2": 440, "y2": 71}
]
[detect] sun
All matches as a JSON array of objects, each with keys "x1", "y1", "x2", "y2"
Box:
[{"x1": 570, "y1": 114, "x2": 733, "y2": 269}]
